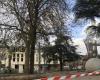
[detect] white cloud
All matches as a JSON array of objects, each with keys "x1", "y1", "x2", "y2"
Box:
[
  {"x1": 73, "y1": 38, "x2": 87, "y2": 55},
  {"x1": 73, "y1": 38, "x2": 100, "y2": 55}
]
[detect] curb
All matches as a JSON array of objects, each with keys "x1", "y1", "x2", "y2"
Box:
[{"x1": 37, "y1": 71, "x2": 100, "y2": 80}]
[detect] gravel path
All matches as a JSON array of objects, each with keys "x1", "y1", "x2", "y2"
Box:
[{"x1": 73, "y1": 75, "x2": 100, "y2": 80}]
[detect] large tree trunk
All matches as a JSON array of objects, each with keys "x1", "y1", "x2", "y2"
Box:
[
  {"x1": 38, "y1": 42, "x2": 41, "y2": 73},
  {"x1": 59, "y1": 53, "x2": 63, "y2": 71},
  {"x1": 29, "y1": 47, "x2": 35, "y2": 74},
  {"x1": 29, "y1": 30, "x2": 37, "y2": 74},
  {"x1": 8, "y1": 54, "x2": 12, "y2": 73},
  {"x1": 29, "y1": 44, "x2": 36, "y2": 74},
  {"x1": 25, "y1": 0, "x2": 39, "y2": 74},
  {"x1": 59, "y1": 59, "x2": 63, "y2": 71},
  {"x1": 24, "y1": 45, "x2": 30, "y2": 74}
]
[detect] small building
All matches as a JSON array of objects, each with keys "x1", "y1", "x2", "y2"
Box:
[
  {"x1": 1, "y1": 52, "x2": 25, "y2": 73},
  {"x1": 1, "y1": 51, "x2": 46, "y2": 73}
]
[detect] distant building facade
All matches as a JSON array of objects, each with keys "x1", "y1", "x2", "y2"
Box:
[
  {"x1": 1, "y1": 50, "x2": 46, "y2": 73},
  {"x1": 1, "y1": 46, "x2": 86, "y2": 73}
]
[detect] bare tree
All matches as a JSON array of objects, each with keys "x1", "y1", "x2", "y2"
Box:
[{"x1": 0, "y1": 0, "x2": 67, "y2": 74}]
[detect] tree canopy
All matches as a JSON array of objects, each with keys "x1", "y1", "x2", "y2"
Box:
[
  {"x1": 42, "y1": 26, "x2": 80, "y2": 71},
  {"x1": 73, "y1": 0, "x2": 100, "y2": 21},
  {"x1": 0, "y1": 0, "x2": 68, "y2": 73}
]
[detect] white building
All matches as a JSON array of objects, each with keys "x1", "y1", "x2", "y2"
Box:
[
  {"x1": 1, "y1": 50, "x2": 46, "y2": 73},
  {"x1": 1, "y1": 52, "x2": 25, "y2": 73}
]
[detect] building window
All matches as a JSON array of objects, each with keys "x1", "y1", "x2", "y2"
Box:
[
  {"x1": 21, "y1": 54, "x2": 23, "y2": 57},
  {"x1": 21, "y1": 58, "x2": 23, "y2": 62},
  {"x1": 13, "y1": 54, "x2": 15, "y2": 57},
  {"x1": 17, "y1": 54, "x2": 19, "y2": 57},
  {"x1": 15, "y1": 65, "x2": 19, "y2": 69},
  {"x1": 21, "y1": 54, "x2": 23, "y2": 62},
  {"x1": 13, "y1": 58, "x2": 15, "y2": 62},
  {"x1": 17, "y1": 58, "x2": 19, "y2": 62},
  {"x1": 36, "y1": 54, "x2": 38, "y2": 62},
  {"x1": 13, "y1": 54, "x2": 15, "y2": 62}
]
